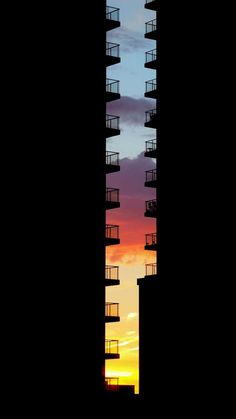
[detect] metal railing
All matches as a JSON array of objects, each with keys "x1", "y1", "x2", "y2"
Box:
[
  {"x1": 145, "y1": 108, "x2": 157, "y2": 123},
  {"x1": 106, "y1": 42, "x2": 120, "y2": 58},
  {"x1": 145, "y1": 199, "x2": 157, "y2": 213},
  {"x1": 106, "y1": 224, "x2": 120, "y2": 240},
  {"x1": 145, "y1": 139, "x2": 157, "y2": 153},
  {"x1": 145, "y1": 263, "x2": 157, "y2": 276},
  {"x1": 146, "y1": 79, "x2": 157, "y2": 93},
  {"x1": 106, "y1": 265, "x2": 119, "y2": 281},
  {"x1": 105, "y1": 377, "x2": 119, "y2": 392},
  {"x1": 145, "y1": 233, "x2": 157, "y2": 246},
  {"x1": 106, "y1": 78, "x2": 120, "y2": 94},
  {"x1": 106, "y1": 6, "x2": 120, "y2": 22},
  {"x1": 106, "y1": 151, "x2": 120, "y2": 166},
  {"x1": 105, "y1": 339, "x2": 119, "y2": 355},
  {"x1": 106, "y1": 114, "x2": 120, "y2": 130},
  {"x1": 145, "y1": 169, "x2": 157, "y2": 183},
  {"x1": 145, "y1": 19, "x2": 157, "y2": 34},
  {"x1": 106, "y1": 302, "x2": 119, "y2": 317},
  {"x1": 145, "y1": 49, "x2": 157, "y2": 63},
  {"x1": 106, "y1": 187, "x2": 120, "y2": 203}
]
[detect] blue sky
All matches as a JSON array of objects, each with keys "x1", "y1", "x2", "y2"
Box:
[{"x1": 107, "y1": 0, "x2": 155, "y2": 158}]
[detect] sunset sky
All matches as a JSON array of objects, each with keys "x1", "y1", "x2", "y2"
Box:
[{"x1": 106, "y1": 0, "x2": 156, "y2": 393}]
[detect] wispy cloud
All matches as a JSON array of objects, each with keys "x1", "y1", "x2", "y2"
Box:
[{"x1": 108, "y1": 27, "x2": 148, "y2": 52}]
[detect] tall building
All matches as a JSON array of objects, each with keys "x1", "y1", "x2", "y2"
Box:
[{"x1": 138, "y1": 0, "x2": 159, "y2": 399}]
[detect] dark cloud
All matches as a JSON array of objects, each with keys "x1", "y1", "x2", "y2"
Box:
[
  {"x1": 107, "y1": 96, "x2": 154, "y2": 125},
  {"x1": 108, "y1": 27, "x2": 148, "y2": 52}
]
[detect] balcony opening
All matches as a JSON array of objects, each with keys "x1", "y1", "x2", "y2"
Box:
[
  {"x1": 106, "y1": 114, "x2": 120, "y2": 138},
  {"x1": 105, "y1": 302, "x2": 120, "y2": 322},
  {"x1": 106, "y1": 6, "x2": 120, "y2": 31},
  {"x1": 106, "y1": 224, "x2": 120, "y2": 246},
  {"x1": 145, "y1": 169, "x2": 157, "y2": 187},
  {"x1": 145, "y1": 139, "x2": 157, "y2": 158},
  {"x1": 105, "y1": 265, "x2": 120, "y2": 286},
  {"x1": 145, "y1": 79, "x2": 157, "y2": 99},
  {"x1": 145, "y1": 19, "x2": 157, "y2": 40},
  {"x1": 105, "y1": 339, "x2": 120, "y2": 359},
  {"x1": 106, "y1": 187, "x2": 120, "y2": 210},
  {"x1": 145, "y1": 199, "x2": 157, "y2": 218},
  {"x1": 145, "y1": 233, "x2": 157, "y2": 251},
  {"x1": 106, "y1": 78, "x2": 120, "y2": 102},
  {"x1": 145, "y1": 263, "x2": 157, "y2": 277},
  {"x1": 106, "y1": 42, "x2": 121, "y2": 67},
  {"x1": 145, "y1": 109, "x2": 157, "y2": 128},
  {"x1": 145, "y1": 49, "x2": 157, "y2": 69},
  {"x1": 106, "y1": 151, "x2": 120, "y2": 174}
]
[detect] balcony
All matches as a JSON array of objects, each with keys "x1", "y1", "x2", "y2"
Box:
[
  {"x1": 105, "y1": 303, "x2": 120, "y2": 322},
  {"x1": 106, "y1": 114, "x2": 120, "y2": 138},
  {"x1": 145, "y1": 199, "x2": 157, "y2": 218},
  {"x1": 105, "y1": 265, "x2": 120, "y2": 286},
  {"x1": 106, "y1": 42, "x2": 121, "y2": 67},
  {"x1": 145, "y1": 139, "x2": 157, "y2": 158},
  {"x1": 145, "y1": 233, "x2": 157, "y2": 251},
  {"x1": 145, "y1": 0, "x2": 158, "y2": 11},
  {"x1": 145, "y1": 79, "x2": 157, "y2": 99},
  {"x1": 145, "y1": 263, "x2": 157, "y2": 277},
  {"x1": 105, "y1": 340, "x2": 120, "y2": 360},
  {"x1": 106, "y1": 6, "x2": 120, "y2": 31},
  {"x1": 145, "y1": 49, "x2": 157, "y2": 69},
  {"x1": 105, "y1": 377, "x2": 119, "y2": 392},
  {"x1": 106, "y1": 188, "x2": 120, "y2": 210},
  {"x1": 145, "y1": 109, "x2": 157, "y2": 128},
  {"x1": 106, "y1": 224, "x2": 120, "y2": 246},
  {"x1": 145, "y1": 169, "x2": 157, "y2": 188},
  {"x1": 106, "y1": 78, "x2": 120, "y2": 103},
  {"x1": 106, "y1": 151, "x2": 120, "y2": 174},
  {"x1": 145, "y1": 19, "x2": 157, "y2": 40}
]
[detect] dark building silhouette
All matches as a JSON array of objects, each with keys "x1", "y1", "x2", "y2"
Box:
[{"x1": 138, "y1": 0, "x2": 159, "y2": 399}]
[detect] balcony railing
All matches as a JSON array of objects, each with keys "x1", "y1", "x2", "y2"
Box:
[
  {"x1": 145, "y1": 108, "x2": 157, "y2": 124},
  {"x1": 105, "y1": 377, "x2": 119, "y2": 392},
  {"x1": 145, "y1": 263, "x2": 157, "y2": 276},
  {"x1": 106, "y1": 224, "x2": 120, "y2": 240},
  {"x1": 145, "y1": 79, "x2": 157, "y2": 93},
  {"x1": 106, "y1": 302, "x2": 119, "y2": 318},
  {"x1": 146, "y1": 233, "x2": 157, "y2": 247},
  {"x1": 106, "y1": 78, "x2": 120, "y2": 94},
  {"x1": 145, "y1": 139, "x2": 157, "y2": 153},
  {"x1": 106, "y1": 265, "x2": 119, "y2": 281},
  {"x1": 106, "y1": 6, "x2": 120, "y2": 22},
  {"x1": 145, "y1": 49, "x2": 157, "y2": 63},
  {"x1": 145, "y1": 19, "x2": 157, "y2": 34},
  {"x1": 106, "y1": 188, "x2": 120, "y2": 203},
  {"x1": 106, "y1": 114, "x2": 120, "y2": 130},
  {"x1": 145, "y1": 199, "x2": 157, "y2": 214},
  {"x1": 106, "y1": 42, "x2": 120, "y2": 58},
  {"x1": 106, "y1": 151, "x2": 120, "y2": 166},
  {"x1": 145, "y1": 169, "x2": 157, "y2": 183},
  {"x1": 105, "y1": 340, "x2": 119, "y2": 355}
]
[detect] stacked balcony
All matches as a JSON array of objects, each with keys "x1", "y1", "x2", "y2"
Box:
[
  {"x1": 105, "y1": 302, "x2": 120, "y2": 323},
  {"x1": 106, "y1": 42, "x2": 121, "y2": 67},
  {"x1": 106, "y1": 114, "x2": 120, "y2": 138},
  {"x1": 145, "y1": 18, "x2": 157, "y2": 40},
  {"x1": 145, "y1": 263, "x2": 157, "y2": 278},
  {"x1": 145, "y1": 79, "x2": 157, "y2": 99},
  {"x1": 145, "y1": 233, "x2": 157, "y2": 251},
  {"x1": 106, "y1": 78, "x2": 120, "y2": 102},
  {"x1": 105, "y1": 265, "x2": 120, "y2": 286},
  {"x1": 106, "y1": 151, "x2": 120, "y2": 174},
  {"x1": 145, "y1": 139, "x2": 157, "y2": 158},
  {"x1": 145, "y1": 49, "x2": 157, "y2": 69},
  {"x1": 145, "y1": 169, "x2": 157, "y2": 188},
  {"x1": 105, "y1": 224, "x2": 120, "y2": 246},
  {"x1": 105, "y1": 340, "x2": 120, "y2": 359},
  {"x1": 106, "y1": 187, "x2": 120, "y2": 210},
  {"x1": 145, "y1": 199, "x2": 157, "y2": 218},
  {"x1": 145, "y1": 109, "x2": 157, "y2": 128},
  {"x1": 106, "y1": 6, "x2": 120, "y2": 31}
]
